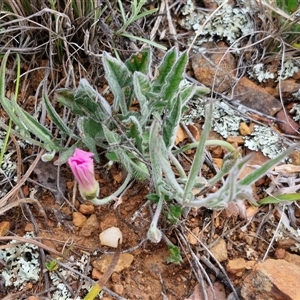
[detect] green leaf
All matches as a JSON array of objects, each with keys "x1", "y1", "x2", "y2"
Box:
[
  {"x1": 43, "y1": 94, "x2": 78, "y2": 140},
  {"x1": 166, "y1": 245, "x2": 182, "y2": 264},
  {"x1": 56, "y1": 79, "x2": 111, "y2": 122},
  {"x1": 106, "y1": 151, "x2": 119, "y2": 162},
  {"x1": 56, "y1": 88, "x2": 80, "y2": 113},
  {"x1": 54, "y1": 143, "x2": 81, "y2": 166},
  {"x1": 0, "y1": 52, "x2": 28, "y2": 133},
  {"x1": 0, "y1": 95, "x2": 28, "y2": 134},
  {"x1": 258, "y1": 193, "x2": 300, "y2": 205},
  {"x1": 102, "y1": 124, "x2": 121, "y2": 144},
  {"x1": 129, "y1": 158, "x2": 150, "y2": 180},
  {"x1": 239, "y1": 143, "x2": 300, "y2": 187},
  {"x1": 120, "y1": 113, "x2": 144, "y2": 152},
  {"x1": 161, "y1": 52, "x2": 188, "y2": 106},
  {"x1": 9, "y1": 100, "x2": 58, "y2": 151},
  {"x1": 152, "y1": 47, "x2": 178, "y2": 93},
  {"x1": 183, "y1": 103, "x2": 214, "y2": 204},
  {"x1": 133, "y1": 72, "x2": 152, "y2": 122},
  {"x1": 146, "y1": 193, "x2": 160, "y2": 203},
  {"x1": 125, "y1": 49, "x2": 151, "y2": 74},
  {"x1": 74, "y1": 79, "x2": 111, "y2": 121},
  {"x1": 120, "y1": 33, "x2": 167, "y2": 51},
  {"x1": 81, "y1": 135, "x2": 99, "y2": 162},
  {"x1": 102, "y1": 52, "x2": 132, "y2": 114},
  {"x1": 149, "y1": 118, "x2": 163, "y2": 194},
  {"x1": 45, "y1": 260, "x2": 59, "y2": 271},
  {"x1": 166, "y1": 204, "x2": 182, "y2": 224},
  {"x1": 163, "y1": 95, "x2": 182, "y2": 149},
  {"x1": 81, "y1": 117, "x2": 105, "y2": 142}
]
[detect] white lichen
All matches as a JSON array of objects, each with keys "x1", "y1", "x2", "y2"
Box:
[
  {"x1": 290, "y1": 103, "x2": 300, "y2": 121},
  {"x1": 278, "y1": 60, "x2": 299, "y2": 80},
  {"x1": 244, "y1": 125, "x2": 285, "y2": 158},
  {"x1": 183, "y1": 97, "x2": 286, "y2": 158},
  {"x1": 49, "y1": 253, "x2": 93, "y2": 299},
  {"x1": 248, "y1": 63, "x2": 275, "y2": 82},
  {"x1": 0, "y1": 232, "x2": 94, "y2": 299},
  {"x1": 0, "y1": 232, "x2": 40, "y2": 288},
  {"x1": 0, "y1": 130, "x2": 17, "y2": 181},
  {"x1": 182, "y1": 98, "x2": 246, "y2": 138},
  {"x1": 180, "y1": 2, "x2": 254, "y2": 46}
]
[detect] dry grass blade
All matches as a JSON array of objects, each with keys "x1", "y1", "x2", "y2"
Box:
[
  {"x1": 1, "y1": 291, "x2": 24, "y2": 300},
  {"x1": 83, "y1": 240, "x2": 121, "y2": 300},
  {"x1": 0, "y1": 149, "x2": 44, "y2": 214}
]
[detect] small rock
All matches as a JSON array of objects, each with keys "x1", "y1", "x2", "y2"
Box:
[
  {"x1": 24, "y1": 222, "x2": 34, "y2": 232},
  {"x1": 79, "y1": 204, "x2": 95, "y2": 215},
  {"x1": 91, "y1": 268, "x2": 102, "y2": 280},
  {"x1": 72, "y1": 212, "x2": 87, "y2": 227},
  {"x1": 111, "y1": 272, "x2": 121, "y2": 283},
  {"x1": 210, "y1": 238, "x2": 228, "y2": 262},
  {"x1": 239, "y1": 122, "x2": 252, "y2": 136},
  {"x1": 226, "y1": 136, "x2": 245, "y2": 145},
  {"x1": 175, "y1": 125, "x2": 188, "y2": 144},
  {"x1": 276, "y1": 110, "x2": 299, "y2": 135},
  {"x1": 245, "y1": 260, "x2": 256, "y2": 270},
  {"x1": 241, "y1": 259, "x2": 300, "y2": 300},
  {"x1": 275, "y1": 248, "x2": 300, "y2": 267},
  {"x1": 0, "y1": 221, "x2": 10, "y2": 236},
  {"x1": 234, "y1": 77, "x2": 282, "y2": 116},
  {"x1": 275, "y1": 248, "x2": 286, "y2": 259},
  {"x1": 276, "y1": 237, "x2": 297, "y2": 250},
  {"x1": 277, "y1": 79, "x2": 300, "y2": 102},
  {"x1": 100, "y1": 216, "x2": 118, "y2": 231},
  {"x1": 93, "y1": 253, "x2": 134, "y2": 273},
  {"x1": 99, "y1": 227, "x2": 123, "y2": 248},
  {"x1": 187, "y1": 124, "x2": 200, "y2": 141},
  {"x1": 79, "y1": 214, "x2": 99, "y2": 237},
  {"x1": 226, "y1": 258, "x2": 246, "y2": 275},
  {"x1": 187, "y1": 232, "x2": 198, "y2": 245},
  {"x1": 191, "y1": 42, "x2": 236, "y2": 93},
  {"x1": 187, "y1": 227, "x2": 200, "y2": 245},
  {"x1": 112, "y1": 283, "x2": 124, "y2": 295}
]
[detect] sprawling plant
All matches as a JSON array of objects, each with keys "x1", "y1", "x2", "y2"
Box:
[{"x1": 1, "y1": 48, "x2": 300, "y2": 245}]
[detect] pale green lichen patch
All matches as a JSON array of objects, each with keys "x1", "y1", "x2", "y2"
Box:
[
  {"x1": 248, "y1": 63, "x2": 275, "y2": 82},
  {"x1": 0, "y1": 231, "x2": 94, "y2": 299},
  {"x1": 180, "y1": 1, "x2": 254, "y2": 46},
  {"x1": 183, "y1": 97, "x2": 286, "y2": 158},
  {"x1": 244, "y1": 125, "x2": 286, "y2": 158},
  {"x1": 278, "y1": 60, "x2": 299, "y2": 80},
  {"x1": 183, "y1": 98, "x2": 246, "y2": 138},
  {"x1": 0, "y1": 232, "x2": 40, "y2": 288}
]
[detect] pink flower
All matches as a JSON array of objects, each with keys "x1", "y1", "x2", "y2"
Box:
[{"x1": 68, "y1": 148, "x2": 99, "y2": 201}]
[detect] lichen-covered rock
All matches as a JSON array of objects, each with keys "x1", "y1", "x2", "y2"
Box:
[
  {"x1": 191, "y1": 42, "x2": 236, "y2": 93},
  {"x1": 241, "y1": 259, "x2": 300, "y2": 300}
]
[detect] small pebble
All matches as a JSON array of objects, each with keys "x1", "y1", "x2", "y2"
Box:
[
  {"x1": 79, "y1": 204, "x2": 95, "y2": 215},
  {"x1": 112, "y1": 283, "x2": 124, "y2": 295},
  {"x1": 72, "y1": 212, "x2": 87, "y2": 227}
]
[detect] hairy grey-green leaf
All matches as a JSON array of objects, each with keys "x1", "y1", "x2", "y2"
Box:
[
  {"x1": 125, "y1": 49, "x2": 151, "y2": 74},
  {"x1": 102, "y1": 52, "x2": 132, "y2": 114},
  {"x1": 43, "y1": 94, "x2": 78, "y2": 140}
]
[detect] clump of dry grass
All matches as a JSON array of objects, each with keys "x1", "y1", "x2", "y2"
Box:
[{"x1": 0, "y1": 0, "x2": 160, "y2": 88}]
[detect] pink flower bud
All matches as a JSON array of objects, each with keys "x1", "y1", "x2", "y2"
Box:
[{"x1": 68, "y1": 148, "x2": 99, "y2": 201}]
